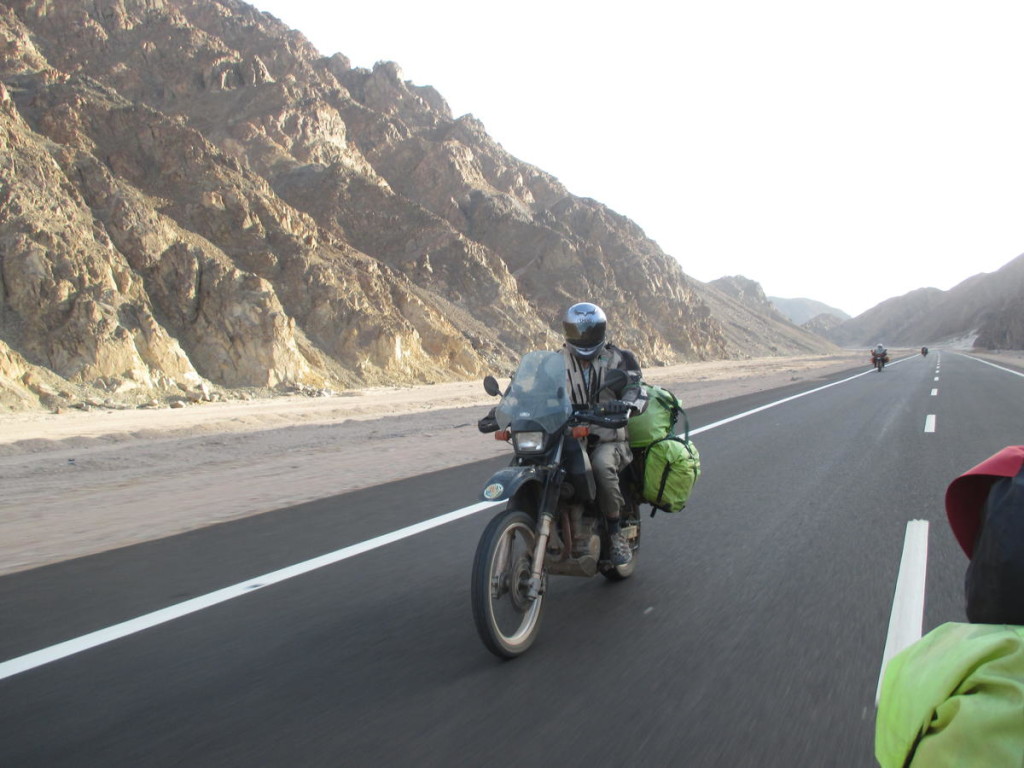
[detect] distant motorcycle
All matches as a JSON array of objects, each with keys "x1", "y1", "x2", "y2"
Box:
[
  {"x1": 471, "y1": 350, "x2": 641, "y2": 658},
  {"x1": 921, "y1": 347, "x2": 929, "y2": 356},
  {"x1": 872, "y1": 350, "x2": 889, "y2": 372}
]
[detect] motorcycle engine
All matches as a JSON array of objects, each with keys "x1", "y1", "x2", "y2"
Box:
[{"x1": 549, "y1": 510, "x2": 602, "y2": 577}]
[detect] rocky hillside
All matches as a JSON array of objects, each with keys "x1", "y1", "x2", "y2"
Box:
[
  {"x1": 827, "y1": 253, "x2": 1024, "y2": 349},
  {"x1": 0, "y1": 0, "x2": 833, "y2": 410},
  {"x1": 975, "y1": 302, "x2": 1024, "y2": 350},
  {"x1": 699, "y1": 276, "x2": 831, "y2": 355},
  {"x1": 802, "y1": 313, "x2": 845, "y2": 337}
]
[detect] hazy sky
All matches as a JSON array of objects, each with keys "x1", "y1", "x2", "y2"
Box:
[{"x1": 252, "y1": 0, "x2": 1023, "y2": 317}]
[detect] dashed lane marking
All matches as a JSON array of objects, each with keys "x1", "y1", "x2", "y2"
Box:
[{"x1": 876, "y1": 520, "x2": 930, "y2": 704}]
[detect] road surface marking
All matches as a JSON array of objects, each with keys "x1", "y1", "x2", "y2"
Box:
[
  {"x1": 930, "y1": 389, "x2": 938, "y2": 396},
  {"x1": 933, "y1": 376, "x2": 939, "y2": 382},
  {"x1": 876, "y1": 520, "x2": 929, "y2": 705},
  {"x1": 690, "y1": 367, "x2": 879, "y2": 436},
  {"x1": 0, "y1": 501, "x2": 501, "y2": 682},
  {"x1": 0, "y1": 364, "x2": 880, "y2": 680},
  {"x1": 961, "y1": 354, "x2": 1024, "y2": 378},
  {"x1": 924, "y1": 414, "x2": 936, "y2": 432}
]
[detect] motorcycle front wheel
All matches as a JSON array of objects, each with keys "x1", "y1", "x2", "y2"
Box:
[{"x1": 471, "y1": 508, "x2": 545, "y2": 658}]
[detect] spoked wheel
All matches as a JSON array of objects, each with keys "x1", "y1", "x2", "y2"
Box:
[
  {"x1": 471, "y1": 508, "x2": 545, "y2": 658},
  {"x1": 603, "y1": 504, "x2": 641, "y2": 582}
]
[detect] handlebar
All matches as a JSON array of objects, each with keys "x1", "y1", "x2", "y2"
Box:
[
  {"x1": 572, "y1": 406, "x2": 630, "y2": 430},
  {"x1": 480, "y1": 403, "x2": 630, "y2": 437}
]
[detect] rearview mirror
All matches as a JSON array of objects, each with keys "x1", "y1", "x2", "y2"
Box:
[{"x1": 483, "y1": 375, "x2": 501, "y2": 397}]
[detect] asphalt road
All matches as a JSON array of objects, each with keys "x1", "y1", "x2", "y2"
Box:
[{"x1": 1, "y1": 351, "x2": 1021, "y2": 767}]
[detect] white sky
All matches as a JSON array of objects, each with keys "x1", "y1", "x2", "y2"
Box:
[{"x1": 252, "y1": 0, "x2": 1023, "y2": 317}]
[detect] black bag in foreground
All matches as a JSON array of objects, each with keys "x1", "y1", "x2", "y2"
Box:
[{"x1": 965, "y1": 466, "x2": 1024, "y2": 624}]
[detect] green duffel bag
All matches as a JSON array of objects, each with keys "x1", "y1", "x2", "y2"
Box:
[
  {"x1": 642, "y1": 435, "x2": 701, "y2": 514},
  {"x1": 629, "y1": 383, "x2": 682, "y2": 448}
]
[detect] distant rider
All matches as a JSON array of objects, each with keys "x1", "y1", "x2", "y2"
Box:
[
  {"x1": 560, "y1": 302, "x2": 648, "y2": 566},
  {"x1": 871, "y1": 344, "x2": 889, "y2": 367}
]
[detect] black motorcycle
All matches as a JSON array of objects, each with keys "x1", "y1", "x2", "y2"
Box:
[{"x1": 471, "y1": 350, "x2": 641, "y2": 658}]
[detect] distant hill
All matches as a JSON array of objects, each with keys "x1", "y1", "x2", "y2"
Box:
[
  {"x1": 696, "y1": 277, "x2": 835, "y2": 356},
  {"x1": 827, "y1": 253, "x2": 1024, "y2": 349},
  {"x1": 770, "y1": 297, "x2": 851, "y2": 325},
  {"x1": 802, "y1": 313, "x2": 846, "y2": 337}
]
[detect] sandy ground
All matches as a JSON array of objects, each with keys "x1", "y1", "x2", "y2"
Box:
[{"x1": 3, "y1": 348, "x2": 1016, "y2": 577}]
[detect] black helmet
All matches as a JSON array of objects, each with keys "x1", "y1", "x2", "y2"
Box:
[{"x1": 562, "y1": 302, "x2": 607, "y2": 360}]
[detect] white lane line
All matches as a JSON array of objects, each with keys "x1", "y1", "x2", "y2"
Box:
[
  {"x1": 924, "y1": 414, "x2": 936, "y2": 433},
  {"x1": 933, "y1": 376, "x2": 939, "y2": 382},
  {"x1": 960, "y1": 354, "x2": 1024, "y2": 378},
  {"x1": 690, "y1": 367, "x2": 878, "y2": 436},
  {"x1": 0, "y1": 501, "x2": 500, "y2": 682},
  {"x1": 3, "y1": 364, "x2": 880, "y2": 680},
  {"x1": 930, "y1": 389, "x2": 938, "y2": 396},
  {"x1": 876, "y1": 520, "x2": 929, "y2": 704}
]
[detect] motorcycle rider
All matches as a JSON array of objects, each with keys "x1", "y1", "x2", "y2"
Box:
[
  {"x1": 560, "y1": 302, "x2": 648, "y2": 566},
  {"x1": 872, "y1": 343, "x2": 889, "y2": 366}
]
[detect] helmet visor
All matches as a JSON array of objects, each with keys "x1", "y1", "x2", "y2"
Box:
[{"x1": 563, "y1": 319, "x2": 605, "y2": 349}]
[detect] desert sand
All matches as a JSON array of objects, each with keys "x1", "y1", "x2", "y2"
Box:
[{"x1": 4, "y1": 349, "x2": 1006, "y2": 576}]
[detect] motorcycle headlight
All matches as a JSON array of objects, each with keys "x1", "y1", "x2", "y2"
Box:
[{"x1": 512, "y1": 431, "x2": 546, "y2": 453}]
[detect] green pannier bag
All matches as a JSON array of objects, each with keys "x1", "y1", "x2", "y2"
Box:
[
  {"x1": 629, "y1": 383, "x2": 701, "y2": 513},
  {"x1": 643, "y1": 435, "x2": 701, "y2": 513},
  {"x1": 628, "y1": 383, "x2": 682, "y2": 448}
]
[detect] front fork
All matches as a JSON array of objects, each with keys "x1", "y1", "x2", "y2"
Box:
[
  {"x1": 526, "y1": 513, "x2": 553, "y2": 600},
  {"x1": 526, "y1": 467, "x2": 566, "y2": 600}
]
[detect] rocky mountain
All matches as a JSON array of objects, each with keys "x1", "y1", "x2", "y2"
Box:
[
  {"x1": 695, "y1": 277, "x2": 835, "y2": 356},
  {"x1": 827, "y1": 253, "x2": 1024, "y2": 349},
  {"x1": 712, "y1": 276, "x2": 784, "y2": 317},
  {"x1": 770, "y1": 296, "x2": 850, "y2": 326},
  {"x1": 802, "y1": 313, "x2": 845, "y2": 337},
  {"x1": 975, "y1": 301, "x2": 1024, "y2": 350},
  {"x1": 0, "y1": 0, "x2": 834, "y2": 411}
]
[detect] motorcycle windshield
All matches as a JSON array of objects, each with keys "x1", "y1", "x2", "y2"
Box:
[{"x1": 495, "y1": 351, "x2": 572, "y2": 433}]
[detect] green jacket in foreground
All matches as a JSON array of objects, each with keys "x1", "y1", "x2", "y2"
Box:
[{"x1": 875, "y1": 622, "x2": 1024, "y2": 767}]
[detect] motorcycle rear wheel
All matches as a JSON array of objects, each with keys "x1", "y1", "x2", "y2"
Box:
[{"x1": 471, "y1": 508, "x2": 545, "y2": 658}]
